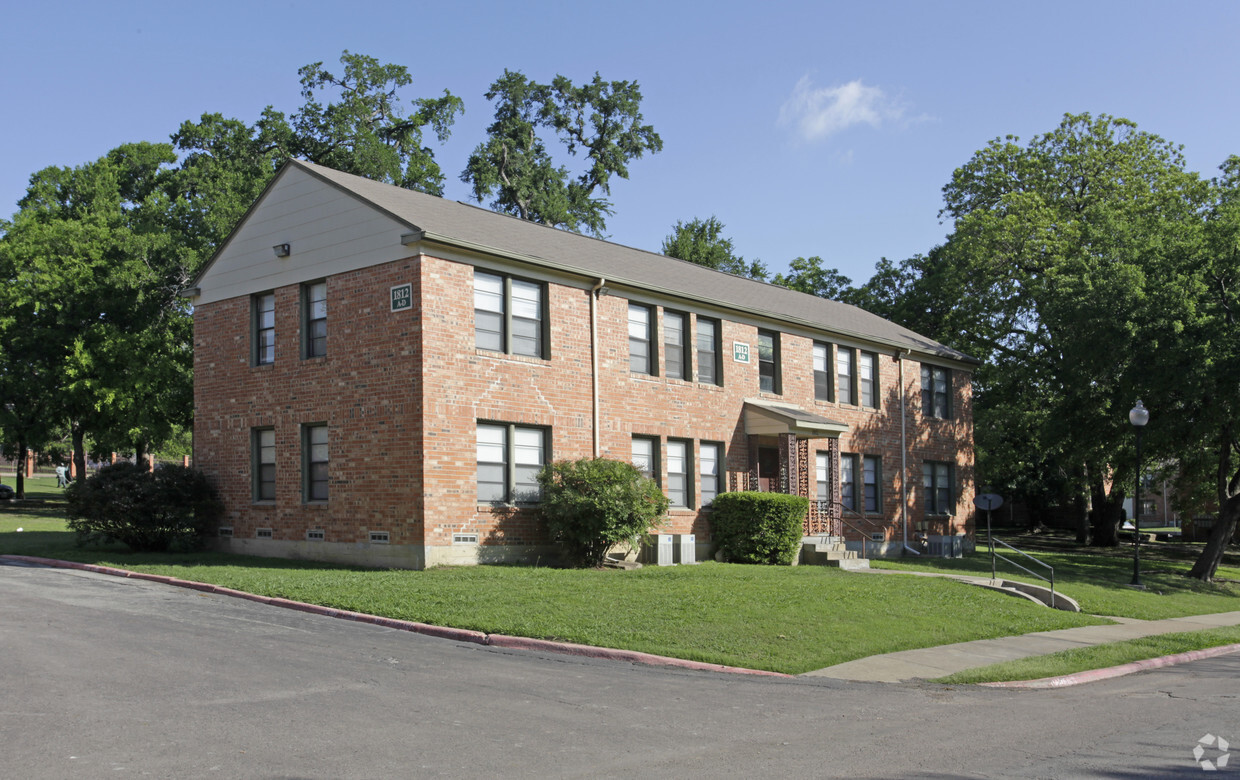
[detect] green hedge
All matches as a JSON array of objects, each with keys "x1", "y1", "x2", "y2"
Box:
[
  {"x1": 711, "y1": 491, "x2": 808, "y2": 565},
  {"x1": 66, "y1": 462, "x2": 223, "y2": 552}
]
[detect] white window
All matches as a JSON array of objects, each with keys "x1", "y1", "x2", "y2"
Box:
[
  {"x1": 700, "y1": 442, "x2": 721, "y2": 506},
  {"x1": 477, "y1": 423, "x2": 547, "y2": 504},
  {"x1": 667, "y1": 439, "x2": 690, "y2": 507}
]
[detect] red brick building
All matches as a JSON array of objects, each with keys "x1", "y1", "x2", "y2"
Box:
[{"x1": 188, "y1": 160, "x2": 977, "y2": 568}]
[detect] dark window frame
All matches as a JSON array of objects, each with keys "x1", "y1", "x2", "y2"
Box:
[
  {"x1": 302, "y1": 423, "x2": 329, "y2": 503},
  {"x1": 699, "y1": 440, "x2": 723, "y2": 506},
  {"x1": 253, "y1": 292, "x2": 275, "y2": 366},
  {"x1": 859, "y1": 350, "x2": 879, "y2": 409},
  {"x1": 696, "y1": 316, "x2": 722, "y2": 386},
  {"x1": 921, "y1": 365, "x2": 952, "y2": 419},
  {"x1": 862, "y1": 454, "x2": 881, "y2": 513},
  {"x1": 758, "y1": 329, "x2": 781, "y2": 394},
  {"x1": 841, "y1": 453, "x2": 858, "y2": 512},
  {"x1": 628, "y1": 303, "x2": 657, "y2": 375},
  {"x1": 473, "y1": 269, "x2": 550, "y2": 359},
  {"x1": 815, "y1": 451, "x2": 830, "y2": 501},
  {"x1": 476, "y1": 421, "x2": 550, "y2": 505},
  {"x1": 837, "y1": 347, "x2": 855, "y2": 405},
  {"x1": 813, "y1": 342, "x2": 834, "y2": 402},
  {"x1": 302, "y1": 280, "x2": 327, "y2": 359},
  {"x1": 631, "y1": 434, "x2": 660, "y2": 487},
  {"x1": 663, "y1": 309, "x2": 690, "y2": 381},
  {"x1": 923, "y1": 460, "x2": 954, "y2": 515},
  {"x1": 666, "y1": 438, "x2": 693, "y2": 508},
  {"x1": 252, "y1": 427, "x2": 276, "y2": 502}
]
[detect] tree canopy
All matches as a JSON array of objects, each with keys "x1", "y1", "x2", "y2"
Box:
[{"x1": 661, "y1": 216, "x2": 766, "y2": 279}]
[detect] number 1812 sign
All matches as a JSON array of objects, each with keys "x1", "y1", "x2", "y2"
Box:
[{"x1": 390, "y1": 283, "x2": 412, "y2": 312}]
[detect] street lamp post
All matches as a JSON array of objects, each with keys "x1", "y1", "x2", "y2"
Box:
[{"x1": 1129, "y1": 400, "x2": 1149, "y2": 588}]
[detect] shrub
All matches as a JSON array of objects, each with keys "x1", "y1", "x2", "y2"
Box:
[
  {"x1": 538, "y1": 457, "x2": 669, "y2": 567},
  {"x1": 66, "y1": 462, "x2": 223, "y2": 552},
  {"x1": 711, "y1": 491, "x2": 808, "y2": 565}
]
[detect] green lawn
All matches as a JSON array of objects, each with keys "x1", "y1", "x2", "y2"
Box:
[{"x1": 3, "y1": 495, "x2": 1237, "y2": 676}]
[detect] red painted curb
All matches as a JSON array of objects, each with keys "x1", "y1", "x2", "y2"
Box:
[
  {"x1": 487, "y1": 634, "x2": 792, "y2": 677},
  {"x1": 980, "y1": 643, "x2": 1240, "y2": 688}
]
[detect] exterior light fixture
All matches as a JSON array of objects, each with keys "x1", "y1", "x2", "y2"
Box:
[{"x1": 273, "y1": 243, "x2": 291, "y2": 258}]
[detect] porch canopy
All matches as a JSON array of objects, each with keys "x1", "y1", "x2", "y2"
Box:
[{"x1": 743, "y1": 399, "x2": 849, "y2": 439}]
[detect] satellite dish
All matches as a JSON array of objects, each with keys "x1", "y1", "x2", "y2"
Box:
[{"x1": 974, "y1": 493, "x2": 1004, "y2": 511}]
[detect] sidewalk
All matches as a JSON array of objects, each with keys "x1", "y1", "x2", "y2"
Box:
[{"x1": 804, "y1": 610, "x2": 1240, "y2": 683}]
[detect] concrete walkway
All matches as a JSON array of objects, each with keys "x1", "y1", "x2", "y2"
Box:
[{"x1": 805, "y1": 610, "x2": 1240, "y2": 683}]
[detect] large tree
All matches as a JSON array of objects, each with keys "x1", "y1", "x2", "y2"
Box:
[
  {"x1": 662, "y1": 216, "x2": 766, "y2": 279},
  {"x1": 771, "y1": 255, "x2": 852, "y2": 299},
  {"x1": 463, "y1": 70, "x2": 662, "y2": 236}
]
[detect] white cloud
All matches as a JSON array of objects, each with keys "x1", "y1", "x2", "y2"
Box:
[{"x1": 779, "y1": 76, "x2": 906, "y2": 142}]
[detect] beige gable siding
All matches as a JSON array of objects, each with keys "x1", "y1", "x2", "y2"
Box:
[{"x1": 195, "y1": 166, "x2": 413, "y2": 305}]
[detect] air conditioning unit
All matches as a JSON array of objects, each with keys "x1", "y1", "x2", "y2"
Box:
[{"x1": 676, "y1": 534, "x2": 697, "y2": 564}]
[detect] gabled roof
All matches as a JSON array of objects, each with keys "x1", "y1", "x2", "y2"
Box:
[{"x1": 198, "y1": 159, "x2": 976, "y2": 365}]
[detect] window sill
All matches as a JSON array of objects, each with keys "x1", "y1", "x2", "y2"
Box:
[{"x1": 475, "y1": 348, "x2": 550, "y2": 365}]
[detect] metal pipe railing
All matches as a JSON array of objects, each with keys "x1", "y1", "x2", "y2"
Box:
[{"x1": 983, "y1": 532, "x2": 1056, "y2": 608}]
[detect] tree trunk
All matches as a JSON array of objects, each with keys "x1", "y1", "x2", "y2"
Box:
[
  {"x1": 1074, "y1": 467, "x2": 1090, "y2": 544},
  {"x1": 1090, "y1": 478, "x2": 1123, "y2": 547},
  {"x1": 1188, "y1": 493, "x2": 1240, "y2": 581},
  {"x1": 15, "y1": 439, "x2": 28, "y2": 500},
  {"x1": 134, "y1": 440, "x2": 147, "y2": 471},
  {"x1": 72, "y1": 424, "x2": 87, "y2": 484}
]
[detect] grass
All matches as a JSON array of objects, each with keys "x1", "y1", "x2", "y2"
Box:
[
  {"x1": 2, "y1": 494, "x2": 1237, "y2": 676},
  {"x1": 933, "y1": 625, "x2": 1240, "y2": 684}
]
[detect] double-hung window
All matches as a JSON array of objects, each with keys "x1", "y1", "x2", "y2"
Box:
[
  {"x1": 253, "y1": 428, "x2": 275, "y2": 502},
  {"x1": 923, "y1": 461, "x2": 954, "y2": 515},
  {"x1": 254, "y1": 292, "x2": 275, "y2": 365},
  {"x1": 664, "y1": 311, "x2": 689, "y2": 380},
  {"x1": 813, "y1": 343, "x2": 833, "y2": 402},
  {"x1": 859, "y1": 351, "x2": 878, "y2": 409},
  {"x1": 758, "y1": 329, "x2": 781, "y2": 394},
  {"x1": 696, "y1": 317, "x2": 721, "y2": 385},
  {"x1": 841, "y1": 454, "x2": 858, "y2": 511},
  {"x1": 862, "y1": 455, "x2": 881, "y2": 513},
  {"x1": 815, "y1": 452, "x2": 830, "y2": 501},
  {"x1": 842, "y1": 453, "x2": 881, "y2": 513},
  {"x1": 921, "y1": 365, "x2": 952, "y2": 419},
  {"x1": 836, "y1": 348, "x2": 854, "y2": 405},
  {"x1": 476, "y1": 423, "x2": 547, "y2": 504},
  {"x1": 474, "y1": 270, "x2": 547, "y2": 358},
  {"x1": 303, "y1": 281, "x2": 327, "y2": 358},
  {"x1": 632, "y1": 435, "x2": 659, "y2": 484},
  {"x1": 666, "y1": 439, "x2": 691, "y2": 508},
  {"x1": 628, "y1": 304, "x2": 655, "y2": 375},
  {"x1": 303, "y1": 424, "x2": 329, "y2": 502},
  {"x1": 699, "y1": 442, "x2": 722, "y2": 506}
]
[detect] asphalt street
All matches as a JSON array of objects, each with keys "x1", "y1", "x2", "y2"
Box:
[{"x1": 2, "y1": 562, "x2": 1237, "y2": 778}]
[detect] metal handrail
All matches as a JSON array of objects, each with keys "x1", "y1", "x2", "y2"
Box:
[
  {"x1": 837, "y1": 515, "x2": 887, "y2": 559},
  {"x1": 984, "y1": 532, "x2": 1056, "y2": 608}
]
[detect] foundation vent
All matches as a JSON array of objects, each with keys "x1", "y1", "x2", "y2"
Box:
[
  {"x1": 307, "y1": 529, "x2": 325, "y2": 541},
  {"x1": 256, "y1": 528, "x2": 273, "y2": 539},
  {"x1": 453, "y1": 533, "x2": 478, "y2": 544},
  {"x1": 369, "y1": 532, "x2": 390, "y2": 544},
  {"x1": 217, "y1": 526, "x2": 233, "y2": 538}
]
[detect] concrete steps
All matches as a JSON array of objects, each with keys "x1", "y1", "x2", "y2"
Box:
[{"x1": 800, "y1": 537, "x2": 871, "y2": 570}]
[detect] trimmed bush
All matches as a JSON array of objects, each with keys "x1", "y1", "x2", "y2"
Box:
[
  {"x1": 66, "y1": 462, "x2": 223, "y2": 552},
  {"x1": 711, "y1": 491, "x2": 808, "y2": 565},
  {"x1": 538, "y1": 457, "x2": 668, "y2": 567}
]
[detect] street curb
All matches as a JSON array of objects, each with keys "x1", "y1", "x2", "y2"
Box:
[
  {"x1": 1, "y1": 555, "x2": 788, "y2": 678},
  {"x1": 979, "y1": 643, "x2": 1240, "y2": 689}
]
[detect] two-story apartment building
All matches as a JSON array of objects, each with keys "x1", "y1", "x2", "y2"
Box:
[{"x1": 188, "y1": 160, "x2": 977, "y2": 569}]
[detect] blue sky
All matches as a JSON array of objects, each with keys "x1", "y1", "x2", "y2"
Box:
[{"x1": 3, "y1": 0, "x2": 1238, "y2": 284}]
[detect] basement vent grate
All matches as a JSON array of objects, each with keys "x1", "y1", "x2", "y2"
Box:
[
  {"x1": 870, "y1": 533, "x2": 884, "y2": 542},
  {"x1": 307, "y1": 529, "x2": 325, "y2": 541},
  {"x1": 453, "y1": 533, "x2": 478, "y2": 544},
  {"x1": 256, "y1": 528, "x2": 273, "y2": 539},
  {"x1": 369, "y1": 532, "x2": 390, "y2": 544},
  {"x1": 217, "y1": 526, "x2": 233, "y2": 538}
]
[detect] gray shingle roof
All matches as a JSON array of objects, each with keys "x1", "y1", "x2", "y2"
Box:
[{"x1": 294, "y1": 159, "x2": 976, "y2": 365}]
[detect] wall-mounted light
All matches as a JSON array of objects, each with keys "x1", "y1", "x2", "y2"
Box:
[
  {"x1": 597, "y1": 286, "x2": 611, "y2": 297},
  {"x1": 273, "y1": 243, "x2": 291, "y2": 258}
]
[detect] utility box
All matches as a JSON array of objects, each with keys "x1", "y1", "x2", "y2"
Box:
[
  {"x1": 927, "y1": 535, "x2": 963, "y2": 558},
  {"x1": 676, "y1": 534, "x2": 697, "y2": 564},
  {"x1": 647, "y1": 533, "x2": 674, "y2": 566}
]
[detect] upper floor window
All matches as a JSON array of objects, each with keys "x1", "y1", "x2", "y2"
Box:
[
  {"x1": 303, "y1": 281, "x2": 327, "y2": 359},
  {"x1": 303, "y1": 424, "x2": 329, "y2": 502},
  {"x1": 628, "y1": 303, "x2": 655, "y2": 375},
  {"x1": 921, "y1": 365, "x2": 952, "y2": 419},
  {"x1": 836, "y1": 348, "x2": 854, "y2": 405},
  {"x1": 664, "y1": 310, "x2": 689, "y2": 381},
  {"x1": 813, "y1": 343, "x2": 833, "y2": 402},
  {"x1": 758, "y1": 329, "x2": 781, "y2": 394},
  {"x1": 700, "y1": 441, "x2": 722, "y2": 506},
  {"x1": 859, "y1": 351, "x2": 878, "y2": 409},
  {"x1": 696, "y1": 317, "x2": 721, "y2": 385},
  {"x1": 923, "y1": 461, "x2": 954, "y2": 515},
  {"x1": 253, "y1": 292, "x2": 275, "y2": 365},
  {"x1": 474, "y1": 270, "x2": 547, "y2": 358},
  {"x1": 477, "y1": 422, "x2": 547, "y2": 504}
]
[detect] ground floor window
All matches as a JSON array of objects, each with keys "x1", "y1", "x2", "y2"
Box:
[
  {"x1": 631, "y1": 435, "x2": 659, "y2": 484},
  {"x1": 477, "y1": 422, "x2": 547, "y2": 504},
  {"x1": 841, "y1": 453, "x2": 881, "y2": 513},
  {"x1": 302, "y1": 424, "x2": 329, "y2": 502},
  {"x1": 923, "y1": 461, "x2": 953, "y2": 515},
  {"x1": 816, "y1": 452, "x2": 830, "y2": 501},
  {"x1": 700, "y1": 442, "x2": 722, "y2": 506},
  {"x1": 253, "y1": 428, "x2": 275, "y2": 502},
  {"x1": 667, "y1": 439, "x2": 691, "y2": 508}
]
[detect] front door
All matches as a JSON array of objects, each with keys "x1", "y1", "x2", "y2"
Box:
[{"x1": 757, "y1": 447, "x2": 780, "y2": 492}]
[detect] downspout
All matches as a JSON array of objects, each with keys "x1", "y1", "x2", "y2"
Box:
[
  {"x1": 899, "y1": 349, "x2": 920, "y2": 555},
  {"x1": 590, "y1": 279, "x2": 606, "y2": 457}
]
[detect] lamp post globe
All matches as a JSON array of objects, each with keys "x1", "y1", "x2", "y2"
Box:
[{"x1": 1129, "y1": 400, "x2": 1149, "y2": 588}]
